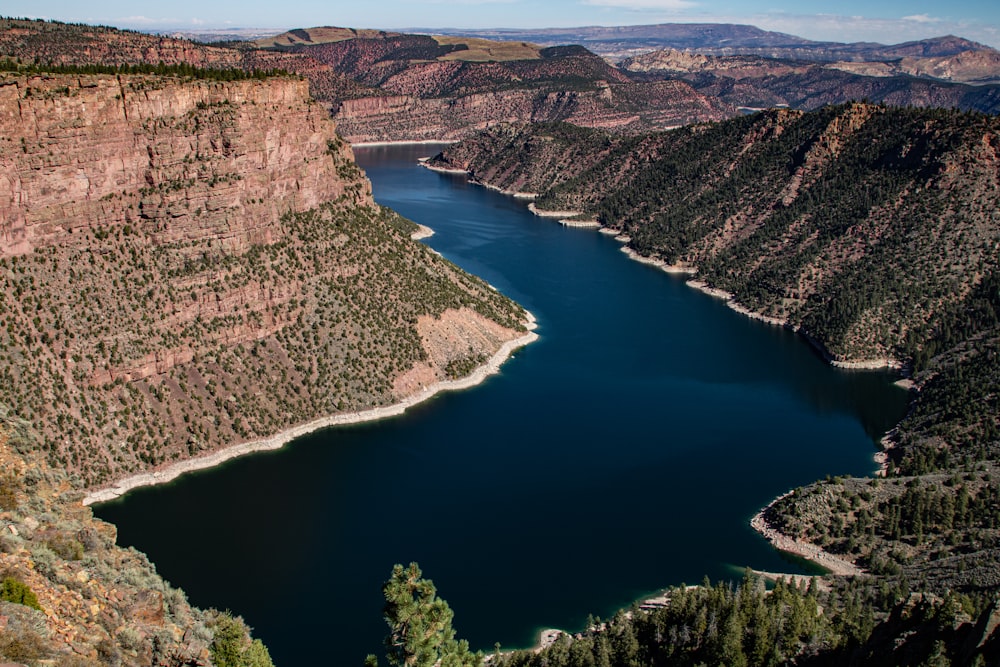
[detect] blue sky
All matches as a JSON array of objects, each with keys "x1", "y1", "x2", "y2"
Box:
[{"x1": 8, "y1": 1, "x2": 1000, "y2": 48}]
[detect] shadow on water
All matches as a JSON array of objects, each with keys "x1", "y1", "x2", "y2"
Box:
[{"x1": 95, "y1": 144, "x2": 910, "y2": 666}]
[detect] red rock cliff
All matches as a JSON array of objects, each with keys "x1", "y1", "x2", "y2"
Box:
[{"x1": 0, "y1": 73, "x2": 372, "y2": 255}]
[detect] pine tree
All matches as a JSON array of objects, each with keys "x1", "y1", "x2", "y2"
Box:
[{"x1": 372, "y1": 562, "x2": 482, "y2": 667}]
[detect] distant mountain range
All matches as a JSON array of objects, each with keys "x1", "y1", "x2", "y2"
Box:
[
  {"x1": 429, "y1": 24, "x2": 995, "y2": 63},
  {"x1": 251, "y1": 23, "x2": 1000, "y2": 137}
]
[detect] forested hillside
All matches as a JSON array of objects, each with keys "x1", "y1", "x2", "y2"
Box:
[{"x1": 428, "y1": 104, "x2": 1000, "y2": 600}]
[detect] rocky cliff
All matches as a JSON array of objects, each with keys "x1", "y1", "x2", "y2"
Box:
[
  {"x1": 336, "y1": 80, "x2": 730, "y2": 142},
  {"x1": 0, "y1": 71, "x2": 530, "y2": 490},
  {"x1": 263, "y1": 33, "x2": 733, "y2": 141},
  {"x1": 0, "y1": 73, "x2": 366, "y2": 255}
]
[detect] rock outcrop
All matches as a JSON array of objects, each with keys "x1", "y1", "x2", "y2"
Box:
[
  {"x1": 0, "y1": 73, "x2": 369, "y2": 256},
  {"x1": 621, "y1": 48, "x2": 1000, "y2": 114},
  {"x1": 336, "y1": 81, "x2": 731, "y2": 142}
]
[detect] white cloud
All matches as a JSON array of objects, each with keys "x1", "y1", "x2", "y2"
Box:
[
  {"x1": 117, "y1": 15, "x2": 181, "y2": 25},
  {"x1": 902, "y1": 14, "x2": 941, "y2": 24},
  {"x1": 583, "y1": 0, "x2": 697, "y2": 10}
]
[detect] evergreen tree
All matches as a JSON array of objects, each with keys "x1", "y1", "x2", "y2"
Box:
[{"x1": 369, "y1": 562, "x2": 481, "y2": 667}]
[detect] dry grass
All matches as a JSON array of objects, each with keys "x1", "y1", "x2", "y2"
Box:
[
  {"x1": 255, "y1": 27, "x2": 396, "y2": 48},
  {"x1": 433, "y1": 36, "x2": 541, "y2": 62}
]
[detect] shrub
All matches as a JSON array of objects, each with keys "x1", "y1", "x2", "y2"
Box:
[
  {"x1": 209, "y1": 612, "x2": 275, "y2": 667},
  {"x1": 0, "y1": 575, "x2": 42, "y2": 610},
  {"x1": 0, "y1": 473, "x2": 19, "y2": 510},
  {"x1": 0, "y1": 627, "x2": 48, "y2": 662},
  {"x1": 46, "y1": 534, "x2": 84, "y2": 561}
]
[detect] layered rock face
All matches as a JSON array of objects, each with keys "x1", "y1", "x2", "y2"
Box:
[
  {"x1": 0, "y1": 72, "x2": 528, "y2": 488},
  {"x1": 621, "y1": 48, "x2": 1000, "y2": 114},
  {"x1": 336, "y1": 80, "x2": 731, "y2": 142},
  {"x1": 0, "y1": 73, "x2": 368, "y2": 255}
]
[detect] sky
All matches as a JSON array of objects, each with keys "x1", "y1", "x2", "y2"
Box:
[{"x1": 7, "y1": 0, "x2": 1000, "y2": 48}]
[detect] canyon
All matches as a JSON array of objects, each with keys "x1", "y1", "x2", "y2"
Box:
[{"x1": 0, "y1": 64, "x2": 530, "y2": 665}]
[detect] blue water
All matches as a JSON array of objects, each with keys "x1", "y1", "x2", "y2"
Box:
[{"x1": 95, "y1": 144, "x2": 909, "y2": 666}]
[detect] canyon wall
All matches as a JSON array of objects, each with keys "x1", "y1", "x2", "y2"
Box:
[
  {"x1": 336, "y1": 81, "x2": 732, "y2": 143},
  {"x1": 0, "y1": 72, "x2": 529, "y2": 488},
  {"x1": 0, "y1": 73, "x2": 370, "y2": 255}
]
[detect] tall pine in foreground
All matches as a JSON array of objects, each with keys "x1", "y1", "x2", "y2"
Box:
[{"x1": 366, "y1": 563, "x2": 482, "y2": 667}]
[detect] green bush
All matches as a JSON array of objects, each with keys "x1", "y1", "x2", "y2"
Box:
[
  {"x1": 0, "y1": 576, "x2": 42, "y2": 610},
  {"x1": 209, "y1": 612, "x2": 275, "y2": 667}
]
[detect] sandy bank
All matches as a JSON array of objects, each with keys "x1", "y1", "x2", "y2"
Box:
[
  {"x1": 419, "y1": 161, "x2": 469, "y2": 176},
  {"x1": 411, "y1": 224, "x2": 435, "y2": 240},
  {"x1": 417, "y1": 162, "x2": 540, "y2": 199},
  {"x1": 351, "y1": 139, "x2": 458, "y2": 148},
  {"x1": 617, "y1": 245, "x2": 906, "y2": 371},
  {"x1": 83, "y1": 314, "x2": 539, "y2": 505},
  {"x1": 559, "y1": 220, "x2": 602, "y2": 229},
  {"x1": 527, "y1": 203, "x2": 582, "y2": 219},
  {"x1": 475, "y1": 179, "x2": 537, "y2": 199},
  {"x1": 618, "y1": 247, "x2": 696, "y2": 274},
  {"x1": 750, "y1": 498, "x2": 865, "y2": 577}
]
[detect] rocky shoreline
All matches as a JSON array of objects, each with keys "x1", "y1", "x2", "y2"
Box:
[
  {"x1": 750, "y1": 496, "x2": 865, "y2": 577},
  {"x1": 83, "y1": 314, "x2": 538, "y2": 505}
]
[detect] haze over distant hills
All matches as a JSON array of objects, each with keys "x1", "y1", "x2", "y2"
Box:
[{"x1": 422, "y1": 24, "x2": 997, "y2": 62}]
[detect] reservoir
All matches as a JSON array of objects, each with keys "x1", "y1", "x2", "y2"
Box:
[{"x1": 95, "y1": 144, "x2": 909, "y2": 665}]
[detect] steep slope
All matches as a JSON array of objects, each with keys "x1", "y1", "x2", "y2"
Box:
[
  {"x1": 428, "y1": 106, "x2": 1000, "y2": 589},
  {"x1": 1, "y1": 425, "x2": 271, "y2": 666},
  {"x1": 0, "y1": 70, "x2": 531, "y2": 492},
  {"x1": 0, "y1": 18, "x2": 378, "y2": 105},
  {"x1": 317, "y1": 37, "x2": 731, "y2": 140},
  {"x1": 831, "y1": 48, "x2": 1000, "y2": 84},
  {"x1": 0, "y1": 19, "x2": 732, "y2": 141},
  {"x1": 621, "y1": 48, "x2": 1000, "y2": 114}
]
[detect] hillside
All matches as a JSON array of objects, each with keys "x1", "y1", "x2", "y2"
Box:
[
  {"x1": 0, "y1": 18, "x2": 379, "y2": 104},
  {"x1": 427, "y1": 105, "x2": 1000, "y2": 593},
  {"x1": 0, "y1": 28, "x2": 538, "y2": 666},
  {"x1": 0, "y1": 19, "x2": 731, "y2": 142},
  {"x1": 5, "y1": 19, "x2": 997, "y2": 145},
  {"x1": 621, "y1": 48, "x2": 1000, "y2": 113},
  {"x1": 1, "y1": 425, "x2": 276, "y2": 666},
  {"x1": 0, "y1": 69, "x2": 530, "y2": 491},
  {"x1": 256, "y1": 30, "x2": 733, "y2": 141},
  {"x1": 254, "y1": 26, "x2": 398, "y2": 48}
]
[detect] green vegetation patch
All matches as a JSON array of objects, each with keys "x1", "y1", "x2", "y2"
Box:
[{"x1": 0, "y1": 576, "x2": 42, "y2": 611}]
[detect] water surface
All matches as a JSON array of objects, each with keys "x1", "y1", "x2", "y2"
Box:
[{"x1": 96, "y1": 144, "x2": 909, "y2": 665}]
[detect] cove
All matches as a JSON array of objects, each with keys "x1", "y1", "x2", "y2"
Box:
[{"x1": 94, "y1": 144, "x2": 910, "y2": 666}]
